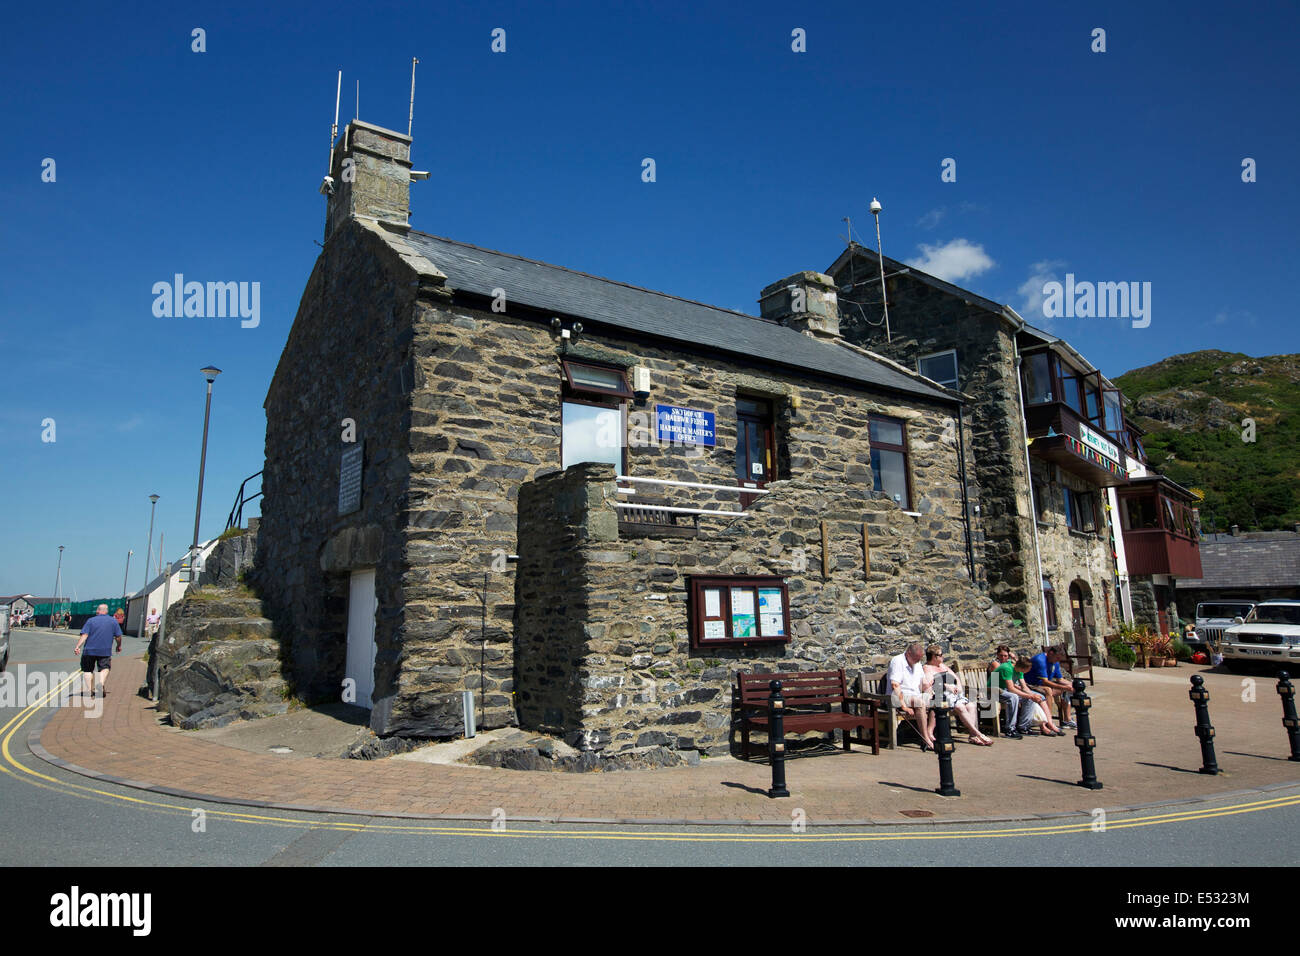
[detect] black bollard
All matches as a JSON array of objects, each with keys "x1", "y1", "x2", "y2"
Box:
[
  {"x1": 932, "y1": 674, "x2": 960, "y2": 796},
  {"x1": 767, "y1": 680, "x2": 790, "y2": 798},
  {"x1": 1277, "y1": 672, "x2": 1300, "y2": 762},
  {"x1": 1189, "y1": 674, "x2": 1222, "y2": 775},
  {"x1": 1070, "y1": 678, "x2": 1103, "y2": 789}
]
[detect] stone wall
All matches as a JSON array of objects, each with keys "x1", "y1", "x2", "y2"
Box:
[
  {"x1": 831, "y1": 258, "x2": 1093, "y2": 644},
  {"x1": 513, "y1": 463, "x2": 1021, "y2": 756},
  {"x1": 197, "y1": 522, "x2": 258, "y2": 590},
  {"x1": 401, "y1": 278, "x2": 978, "y2": 739},
  {"x1": 257, "y1": 220, "x2": 417, "y2": 722},
  {"x1": 1031, "y1": 459, "x2": 1118, "y2": 658}
]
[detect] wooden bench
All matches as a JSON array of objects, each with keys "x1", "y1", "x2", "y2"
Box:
[
  {"x1": 855, "y1": 667, "x2": 1000, "y2": 748},
  {"x1": 1051, "y1": 644, "x2": 1094, "y2": 686},
  {"x1": 734, "y1": 669, "x2": 881, "y2": 759}
]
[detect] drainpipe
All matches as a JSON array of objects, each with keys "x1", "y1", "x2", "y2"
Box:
[
  {"x1": 956, "y1": 401, "x2": 975, "y2": 583},
  {"x1": 1014, "y1": 338, "x2": 1050, "y2": 641}
]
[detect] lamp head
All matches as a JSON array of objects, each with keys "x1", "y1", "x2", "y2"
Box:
[
  {"x1": 149, "y1": 494, "x2": 160, "y2": 503},
  {"x1": 201, "y1": 365, "x2": 222, "y2": 383}
]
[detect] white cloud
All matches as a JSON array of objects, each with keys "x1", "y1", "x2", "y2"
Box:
[
  {"x1": 1212, "y1": 308, "x2": 1256, "y2": 327},
  {"x1": 907, "y1": 238, "x2": 995, "y2": 283},
  {"x1": 916, "y1": 207, "x2": 946, "y2": 229},
  {"x1": 1017, "y1": 259, "x2": 1067, "y2": 326},
  {"x1": 116, "y1": 414, "x2": 144, "y2": 432}
]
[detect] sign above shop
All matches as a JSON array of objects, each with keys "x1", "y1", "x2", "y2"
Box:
[
  {"x1": 655, "y1": 405, "x2": 716, "y2": 446},
  {"x1": 1078, "y1": 422, "x2": 1121, "y2": 465}
]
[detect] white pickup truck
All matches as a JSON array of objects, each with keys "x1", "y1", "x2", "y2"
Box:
[{"x1": 1221, "y1": 600, "x2": 1300, "y2": 672}]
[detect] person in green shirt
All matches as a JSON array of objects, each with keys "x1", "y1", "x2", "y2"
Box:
[{"x1": 988, "y1": 646, "x2": 1063, "y2": 738}]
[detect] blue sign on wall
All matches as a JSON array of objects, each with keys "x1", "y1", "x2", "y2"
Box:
[{"x1": 655, "y1": 405, "x2": 716, "y2": 446}]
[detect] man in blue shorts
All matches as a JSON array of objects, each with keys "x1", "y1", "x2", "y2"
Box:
[
  {"x1": 74, "y1": 604, "x2": 122, "y2": 698},
  {"x1": 1025, "y1": 646, "x2": 1076, "y2": 729}
]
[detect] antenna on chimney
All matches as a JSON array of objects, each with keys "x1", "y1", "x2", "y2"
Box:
[
  {"x1": 356, "y1": 80, "x2": 359, "y2": 120},
  {"x1": 408, "y1": 57, "x2": 419, "y2": 137},
  {"x1": 320, "y1": 70, "x2": 342, "y2": 196}
]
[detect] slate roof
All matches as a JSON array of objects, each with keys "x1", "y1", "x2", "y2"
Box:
[
  {"x1": 1176, "y1": 532, "x2": 1300, "y2": 589},
  {"x1": 403, "y1": 232, "x2": 956, "y2": 404}
]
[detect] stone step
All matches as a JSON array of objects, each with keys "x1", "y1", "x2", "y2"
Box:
[
  {"x1": 171, "y1": 618, "x2": 276, "y2": 645},
  {"x1": 172, "y1": 594, "x2": 267, "y2": 621}
]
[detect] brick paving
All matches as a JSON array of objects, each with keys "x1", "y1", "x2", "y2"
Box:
[{"x1": 31, "y1": 656, "x2": 1300, "y2": 824}]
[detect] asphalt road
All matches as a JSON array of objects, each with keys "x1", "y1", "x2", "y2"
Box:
[{"x1": 3, "y1": 627, "x2": 1299, "y2": 867}]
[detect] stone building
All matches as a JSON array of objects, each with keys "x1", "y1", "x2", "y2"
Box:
[
  {"x1": 254, "y1": 119, "x2": 1021, "y2": 754},
  {"x1": 826, "y1": 245, "x2": 1200, "y2": 654}
]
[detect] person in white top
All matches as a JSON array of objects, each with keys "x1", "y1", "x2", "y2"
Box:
[{"x1": 887, "y1": 642, "x2": 935, "y2": 750}]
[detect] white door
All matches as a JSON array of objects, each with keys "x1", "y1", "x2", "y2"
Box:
[{"x1": 345, "y1": 569, "x2": 378, "y2": 708}]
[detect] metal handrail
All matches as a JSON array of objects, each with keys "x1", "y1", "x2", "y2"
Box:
[
  {"x1": 615, "y1": 475, "x2": 770, "y2": 495},
  {"x1": 614, "y1": 502, "x2": 746, "y2": 518},
  {"x1": 225, "y1": 470, "x2": 264, "y2": 531}
]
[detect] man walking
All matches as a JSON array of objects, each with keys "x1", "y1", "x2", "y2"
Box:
[{"x1": 74, "y1": 604, "x2": 121, "y2": 698}]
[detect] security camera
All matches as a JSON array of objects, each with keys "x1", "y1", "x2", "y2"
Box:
[
  {"x1": 319, "y1": 175, "x2": 336, "y2": 197},
  {"x1": 870, "y1": 198, "x2": 882, "y2": 215}
]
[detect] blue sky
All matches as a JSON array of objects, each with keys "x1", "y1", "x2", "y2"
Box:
[{"x1": 2, "y1": 0, "x2": 1296, "y2": 596}]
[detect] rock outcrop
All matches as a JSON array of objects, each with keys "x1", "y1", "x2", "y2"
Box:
[{"x1": 156, "y1": 584, "x2": 289, "y2": 731}]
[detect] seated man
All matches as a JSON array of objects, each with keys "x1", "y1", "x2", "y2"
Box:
[
  {"x1": 1025, "y1": 646, "x2": 1076, "y2": 729},
  {"x1": 991, "y1": 648, "x2": 1063, "y2": 738},
  {"x1": 888, "y1": 641, "x2": 936, "y2": 750}
]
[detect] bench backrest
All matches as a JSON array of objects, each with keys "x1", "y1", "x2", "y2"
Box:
[
  {"x1": 736, "y1": 669, "x2": 847, "y2": 709},
  {"x1": 958, "y1": 666, "x2": 993, "y2": 702}
]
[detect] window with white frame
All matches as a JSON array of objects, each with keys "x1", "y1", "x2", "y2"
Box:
[{"x1": 917, "y1": 349, "x2": 959, "y2": 390}]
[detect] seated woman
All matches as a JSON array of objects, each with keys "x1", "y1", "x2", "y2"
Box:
[{"x1": 922, "y1": 646, "x2": 995, "y2": 746}]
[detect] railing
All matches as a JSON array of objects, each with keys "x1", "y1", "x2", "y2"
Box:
[
  {"x1": 225, "y1": 470, "x2": 263, "y2": 532},
  {"x1": 614, "y1": 475, "x2": 768, "y2": 518}
]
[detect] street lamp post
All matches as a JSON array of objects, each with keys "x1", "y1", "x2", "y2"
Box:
[
  {"x1": 189, "y1": 366, "x2": 222, "y2": 583},
  {"x1": 52, "y1": 545, "x2": 64, "y2": 629},
  {"x1": 122, "y1": 550, "x2": 133, "y2": 603},
  {"x1": 139, "y1": 493, "x2": 161, "y2": 698},
  {"x1": 140, "y1": 494, "x2": 159, "y2": 634}
]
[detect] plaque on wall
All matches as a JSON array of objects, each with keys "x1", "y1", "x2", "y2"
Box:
[{"x1": 338, "y1": 443, "x2": 364, "y2": 515}]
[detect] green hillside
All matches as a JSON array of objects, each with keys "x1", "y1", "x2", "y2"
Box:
[{"x1": 1113, "y1": 350, "x2": 1300, "y2": 532}]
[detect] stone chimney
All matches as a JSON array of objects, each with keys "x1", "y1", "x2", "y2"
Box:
[
  {"x1": 323, "y1": 119, "x2": 414, "y2": 242},
  {"x1": 759, "y1": 272, "x2": 841, "y2": 339}
]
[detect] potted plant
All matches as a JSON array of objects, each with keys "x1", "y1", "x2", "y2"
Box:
[
  {"x1": 1170, "y1": 638, "x2": 1192, "y2": 665},
  {"x1": 1150, "y1": 634, "x2": 1175, "y2": 666},
  {"x1": 1106, "y1": 638, "x2": 1136, "y2": 671}
]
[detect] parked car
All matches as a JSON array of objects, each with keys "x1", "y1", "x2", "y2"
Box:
[
  {"x1": 1221, "y1": 600, "x2": 1300, "y2": 672},
  {"x1": 1194, "y1": 601, "x2": 1257, "y2": 651}
]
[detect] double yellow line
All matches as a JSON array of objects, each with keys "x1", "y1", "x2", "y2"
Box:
[{"x1": 4, "y1": 672, "x2": 1299, "y2": 843}]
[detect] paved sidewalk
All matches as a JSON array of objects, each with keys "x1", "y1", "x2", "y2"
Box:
[{"x1": 31, "y1": 656, "x2": 1300, "y2": 825}]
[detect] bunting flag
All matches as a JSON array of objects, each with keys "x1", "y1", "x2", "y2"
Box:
[{"x1": 1065, "y1": 435, "x2": 1125, "y2": 477}]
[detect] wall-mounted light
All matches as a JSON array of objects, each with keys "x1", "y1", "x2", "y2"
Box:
[{"x1": 631, "y1": 365, "x2": 651, "y2": 400}]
